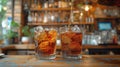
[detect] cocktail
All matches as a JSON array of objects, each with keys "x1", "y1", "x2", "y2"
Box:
[
  {"x1": 34, "y1": 27, "x2": 57, "y2": 59},
  {"x1": 60, "y1": 26, "x2": 82, "y2": 59}
]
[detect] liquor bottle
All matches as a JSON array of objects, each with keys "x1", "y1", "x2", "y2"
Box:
[
  {"x1": 79, "y1": 11, "x2": 85, "y2": 23},
  {"x1": 57, "y1": 11, "x2": 61, "y2": 22},
  {"x1": 24, "y1": 3, "x2": 29, "y2": 11},
  {"x1": 48, "y1": 0, "x2": 54, "y2": 8},
  {"x1": 85, "y1": 14, "x2": 94, "y2": 23},
  {"x1": 34, "y1": 0, "x2": 37, "y2": 8},
  {"x1": 51, "y1": 12, "x2": 55, "y2": 22},
  {"x1": 66, "y1": 0, "x2": 69, "y2": 8},
  {"x1": 34, "y1": 12, "x2": 38, "y2": 23},
  {"x1": 37, "y1": 13, "x2": 42, "y2": 22},
  {"x1": 43, "y1": 0, "x2": 48, "y2": 8},
  {"x1": 58, "y1": 0, "x2": 62, "y2": 8},
  {"x1": 43, "y1": 11, "x2": 48, "y2": 23},
  {"x1": 31, "y1": 0, "x2": 36, "y2": 9},
  {"x1": 68, "y1": 0, "x2": 72, "y2": 7},
  {"x1": 37, "y1": 0, "x2": 42, "y2": 9},
  {"x1": 27, "y1": 11, "x2": 32, "y2": 22},
  {"x1": 54, "y1": 0, "x2": 58, "y2": 8},
  {"x1": 64, "y1": 0, "x2": 68, "y2": 8},
  {"x1": 31, "y1": 12, "x2": 37, "y2": 23},
  {"x1": 111, "y1": 29, "x2": 118, "y2": 44}
]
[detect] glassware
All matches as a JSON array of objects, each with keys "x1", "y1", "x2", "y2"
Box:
[
  {"x1": 43, "y1": 11, "x2": 48, "y2": 23},
  {"x1": 43, "y1": 0, "x2": 48, "y2": 8},
  {"x1": 31, "y1": 0, "x2": 37, "y2": 9},
  {"x1": 79, "y1": 11, "x2": 85, "y2": 23},
  {"x1": 60, "y1": 25, "x2": 82, "y2": 60},
  {"x1": 37, "y1": 0, "x2": 42, "y2": 9},
  {"x1": 28, "y1": 11, "x2": 32, "y2": 22},
  {"x1": 58, "y1": 0, "x2": 62, "y2": 8},
  {"x1": 37, "y1": 13, "x2": 42, "y2": 22},
  {"x1": 51, "y1": 12, "x2": 55, "y2": 22},
  {"x1": 34, "y1": 26, "x2": 57, "y2": 60},
  {"x1": 48, "y1": 0, "x2": 54, "y2": 8}
]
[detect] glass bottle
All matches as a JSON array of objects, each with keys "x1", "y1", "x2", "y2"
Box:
[
  {"x1": 37, "y1": 0, "x2": 41, "y2": 9},
  {"x1": 51, "y1": 12, "x2": 55, "y2": 22},
  {"x1": 54, "y1": 0, "x2": 58, "y2": 8},
  {"x1": 48, "y1": 0, "x2": 54, "y2": 8},
  {"x1": 111, "y1": 29, "x2": 118, "y2": 44},
  {"x1": 44, "y1": 0, "x2": 48, "y2": 8},
  {"x1": 47, "y1": 11, "x2": 51, "y2": 22},
  {"x1": 43, "y1": 11, "x2": 48, "y2": 23},
  {"x1": 31, "y1": 0, "x2": 36, "y2": 9},
  {"x1": 31, "y1": 12, "x2": 34, "y2": 22},
  {"x1": 68, "y1": 0, "x2": 72, "y2": 7},
  {"x1": 37, "y1": 13, "x2": 42, "y2": 23},
  {"x1": 79, "y1": 11, "x2": 85, "y2": 23},
  {"x1": 58, "y1": 0, "x2": 62, "y2": 8},
  {"x1": 24, "y1": 3, "x2": 28, "y2": 11},
  {"x1": 28, "y1": 11, "x2": 32, "y2": 22},
  {"x1": 32, "y1": 12, "x2": 36, "y2": 23}
]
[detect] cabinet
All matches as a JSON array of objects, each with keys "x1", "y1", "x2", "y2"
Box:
[
  {"x1": 22, "y1": 0, "x2": 94, "y2": 27},
  {"x1": 20, "y1": 0, "x2": 120, "y2": 44},
  {"x1": 93, "y1": 3, "x2": 120, "y2": 31}
]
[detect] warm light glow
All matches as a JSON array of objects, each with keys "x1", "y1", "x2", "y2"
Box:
[
  {"x1": 85, "y1": 5, "x2": 89, "y2": 11},
  {"x1": 43, "y1": 16, "x2": 48, "y2": 23},
  {"x1": 80, "y1": 12, "x2": 83, "y2": 16},
  {"x1": 3, "y1": 6, "x2": 7, "y2": 10},
  {"x1": 82, "y1": 5, "x2": 92, "y2": 11},
  {"x1": 51, "y1": 15, "x2": 55, "y2": 21},
  {"x1": 56, "y1": 39, "x2": 61, "y2": 46}
]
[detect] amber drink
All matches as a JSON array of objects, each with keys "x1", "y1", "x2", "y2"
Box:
[
  {"x1": 60, "y1": 26, "x2": 82, "y2": 59},
  {"x1": 34, "y1": 28, "x2": 57, "y2": 60}
]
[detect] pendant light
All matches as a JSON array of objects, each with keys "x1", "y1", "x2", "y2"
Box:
[{"x1": 81, "y1": 0, "x2": 92, "y2": 11}]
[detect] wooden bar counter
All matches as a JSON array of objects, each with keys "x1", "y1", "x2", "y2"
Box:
[
  {"x1": 1, "y1": 44, "x2": 120, "y2": 50},
  {"x1": 1, "y1": 44, "x2": 120, "y2": 55},
  {"x1": 0, "y1": 55, "x2": 120, "y2": 67}
]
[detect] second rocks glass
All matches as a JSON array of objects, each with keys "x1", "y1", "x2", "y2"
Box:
[{"x1": 60, "y1": 25, "x2": 83, "y2": 60}]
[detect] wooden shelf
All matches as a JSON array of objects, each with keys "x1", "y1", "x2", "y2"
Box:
[
  {"x1": 83, "y1": 45, "x2": 120, "y2": 49},
  {"x1": 30, "y1": 8, "x2": 75, "y2": 11},
  {"x1": 95, "y1": 17, "x2": 120, "y2": 19},
  {"x1": 27, "y1": 22, "x2": 94, "y2": 26}
]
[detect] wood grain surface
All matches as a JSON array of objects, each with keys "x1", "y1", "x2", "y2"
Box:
[{"x1": 0, "y1": 55, "x2": 120, "y2": 67}]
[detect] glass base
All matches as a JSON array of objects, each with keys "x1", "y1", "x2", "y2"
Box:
[
  {"x1": 62, "y1": 54, "x2": 82, "y2": 60},
  {"x1": 35, "y1": 53, "x2": 56, "y2": 60}
]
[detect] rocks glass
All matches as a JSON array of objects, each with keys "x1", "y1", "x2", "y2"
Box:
[
  {"x1": 34, "y1": 26, "x2": 57, "y2": 60},
  {"x1": 60, "y1": 25, "x2": 82, "y2": 60}
]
